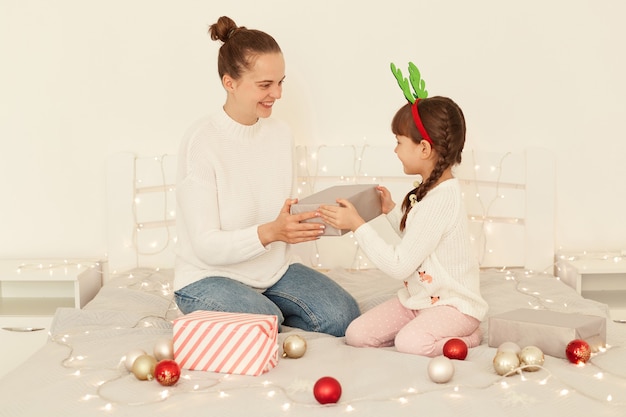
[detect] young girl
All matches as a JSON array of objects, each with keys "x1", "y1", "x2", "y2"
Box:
[
  {"x1": 174, "y1": 16, "x2": 360, "y2": 337},
  {"x1": 319, "y1": 95, "x2": 488, "y2": 356}
]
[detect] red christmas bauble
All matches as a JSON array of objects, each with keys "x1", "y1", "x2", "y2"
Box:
[
  {"x1": 313, "y1": 376, "x2": 342, "y2": 404},
  {"x1": 154, "y1": 359, "x2": 181, "y2": 386},
  {"x1": 443, "y1": 338, "x2": 468, "y2": 360},
  {"x1": 565, "y1": 339, "x2": 591, "y2": 364}
]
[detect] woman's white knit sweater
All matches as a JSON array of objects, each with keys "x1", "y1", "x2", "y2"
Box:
[
  {"x1": 353, "y1": 179, "x2": 488, "y2": 320},
  {"x1": 174, "y1": 109, "x2": 294, "y2": 291}
]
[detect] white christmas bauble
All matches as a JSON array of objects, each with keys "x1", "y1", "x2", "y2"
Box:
[
  {"x1": 123, "y1": 348, "x2": 147, "y2": 371},
  {"x1": 427, "y1": 356, "x2": 455, "y2": 383},
  {"x1": 497, "y1": 342, "x2": 521, "y2": 356}
]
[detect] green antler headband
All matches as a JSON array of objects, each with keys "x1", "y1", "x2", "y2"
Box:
[
  {"x1": 390, "y1": 62, "x2": 428, "y2": 103},
  {"x1": 390, "y1": 62, "x2": 433, "y2": 144}
]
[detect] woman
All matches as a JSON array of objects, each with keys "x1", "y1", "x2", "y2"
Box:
[{"x1": 174, "y1": 16, "x2": 360, "y2": 337}]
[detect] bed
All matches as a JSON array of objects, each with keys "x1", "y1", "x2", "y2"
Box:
[{"x1": 1, "y1": 146, "x2": 625, "y2": 416}]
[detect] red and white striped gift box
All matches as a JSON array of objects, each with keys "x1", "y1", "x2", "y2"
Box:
[{"x1": 172, "y1": 311, "x2": 279, "y2": 376}]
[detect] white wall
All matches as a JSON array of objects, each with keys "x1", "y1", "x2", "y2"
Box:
[{"x1": 1, "y1": 0, "x2": 625, "y2": 259}]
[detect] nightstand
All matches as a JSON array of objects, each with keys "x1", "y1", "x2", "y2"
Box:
[
  {"x1": 0, "y1": 259, "x2": 104, "y2": 379},
  {"x1": 556, "y1": 252, "x2": 626, "y2": 322}
]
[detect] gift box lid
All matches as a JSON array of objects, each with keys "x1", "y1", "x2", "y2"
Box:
[
  {"x1": 295, "y1": 184, "x2": 378, "y2": 205},
  {"x1": 491, "y1": 308, "x2": 606, "y2": 328},
  {"x1": 173, "y1": 310, "x2": 277, "y2": 331}
]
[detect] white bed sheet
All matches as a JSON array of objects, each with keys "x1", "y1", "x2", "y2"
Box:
[{"x1": 1, "y1": 267, "x2": 625, "y2": 417}]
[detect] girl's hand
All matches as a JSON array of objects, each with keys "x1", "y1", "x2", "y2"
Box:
[
  {"x1": 319, "y1": 199, "x2": 365, "y2": 233},
  {"x1": 258, "y1": 199, "x2": 325, "y2": 245},
  {"x1": 377, "y1": 186, "x2": 396, "y2": 214}
]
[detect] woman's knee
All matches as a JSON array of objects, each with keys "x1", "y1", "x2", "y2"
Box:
[
  {"x1": 174, "y1": 277, "x2": 283, "y2": 321},
  {"x1": 174, "y1": 291, "x2": 219, "y2": 314},
  {"x1": 268, "y1": 265, "x2": 360, "y2": 337}
]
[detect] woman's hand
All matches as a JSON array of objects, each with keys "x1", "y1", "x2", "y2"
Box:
[
  {"x1": 377, "y1": 186, "x2": 396, "y2": 214},
  {"x1": 258, "y1": 199, "x2": 325, "y2": 245},
  {"x1": 319, "y1": 199, "x2": 365, "y2": 233}
]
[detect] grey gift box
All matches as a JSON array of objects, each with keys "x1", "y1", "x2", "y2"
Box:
[
  {"x1": 290, "y1": 184, "x2": 382, "y2": 236},
  {"x1": 488, "y1": 308, "x2": 606, "y2": 358}
]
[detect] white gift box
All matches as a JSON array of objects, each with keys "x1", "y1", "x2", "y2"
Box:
[
  {"x1": 173, "y1": 311, "x2": 279, "y2": 376},
  {"x1": 488, "y1": 308, "x2": 606, "y2": 358},
  {"x1": 291, "y1": 184, "x2": 382, "y2": 236}
]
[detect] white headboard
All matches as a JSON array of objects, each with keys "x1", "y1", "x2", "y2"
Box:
[
  {"x1": 105, "y1": 152, "x2": 177, "y2": 273},
  {"x1": 105, "y1": 146, "x2": 555, "y2": 274}
]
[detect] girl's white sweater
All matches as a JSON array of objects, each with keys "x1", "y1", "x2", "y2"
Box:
[{"x1": 354, "y1": 179, "x2": 488, "y2": 320}]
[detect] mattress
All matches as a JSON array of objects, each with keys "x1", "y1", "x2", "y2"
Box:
[{"x1": 1, "y1": 267, "x2": 625, "y2": 416}]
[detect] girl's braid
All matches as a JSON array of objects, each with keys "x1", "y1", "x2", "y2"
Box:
[{"x1": 400, "y1": 103, "x2": 457, "y2": 231}]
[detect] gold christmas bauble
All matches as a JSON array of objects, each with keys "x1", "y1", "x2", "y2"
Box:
[
  {"x1": 493, "y1": 351, "x2": 520, "y2": 376},
  {"x1": 519, "y1": 345, "x2": 544, "y2": 372},
  {"x1": 131, "y1": 354, "x2": 157, "y2": 380},
  {"x1": 282, "y1": 335, "x2": 307, "y2": 359}
]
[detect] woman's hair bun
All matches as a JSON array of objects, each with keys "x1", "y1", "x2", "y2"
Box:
[{"x1": 209, "y1": 16, "x2": 241, "y2": 42}]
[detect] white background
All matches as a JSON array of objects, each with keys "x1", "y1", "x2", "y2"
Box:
[{"x1": 1, "y1": 0, "x2": 624, "y2": 259}]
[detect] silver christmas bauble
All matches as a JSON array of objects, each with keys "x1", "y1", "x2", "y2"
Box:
[{"x1": 153, "y1": 338, "x2": 175, "y2": 361}]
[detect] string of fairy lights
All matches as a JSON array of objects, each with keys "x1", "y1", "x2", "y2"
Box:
[
  {"x1": 10, "y1": 147, "x2": 626, "y2": 413},
  {"x1": 27, "y1": 266, "x2": 626, "y2": 412},
  {"x1": 125, "y1": 145, "x2": 540, "y2": 271}
]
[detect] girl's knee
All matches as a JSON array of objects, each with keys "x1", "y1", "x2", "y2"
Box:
[
  {"x1": 345, "y1": 320, "x2": 392, "y2": 348},
  {"x1": 344, "y1": 319, "x2": 371, "y2": 347},
  {"x1": 395, "y1": 332, "x2": 438, "y2": 357}
]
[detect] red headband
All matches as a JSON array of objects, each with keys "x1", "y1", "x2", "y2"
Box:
[{"x1": 411, "y1": 99, "x2": 433, "y2": 145}]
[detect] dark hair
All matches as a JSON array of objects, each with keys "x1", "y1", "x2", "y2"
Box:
[
  {"x1": 391, "y1": 96, "x2": 467, "y2": 230},
  {"x1": 208, "y1": 16, "x2": 282, "y2": 80}
]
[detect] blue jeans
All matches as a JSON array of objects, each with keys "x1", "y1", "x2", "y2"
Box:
[{"x1": 174, "y1": 263, "x2": 360, "y2": 337}]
